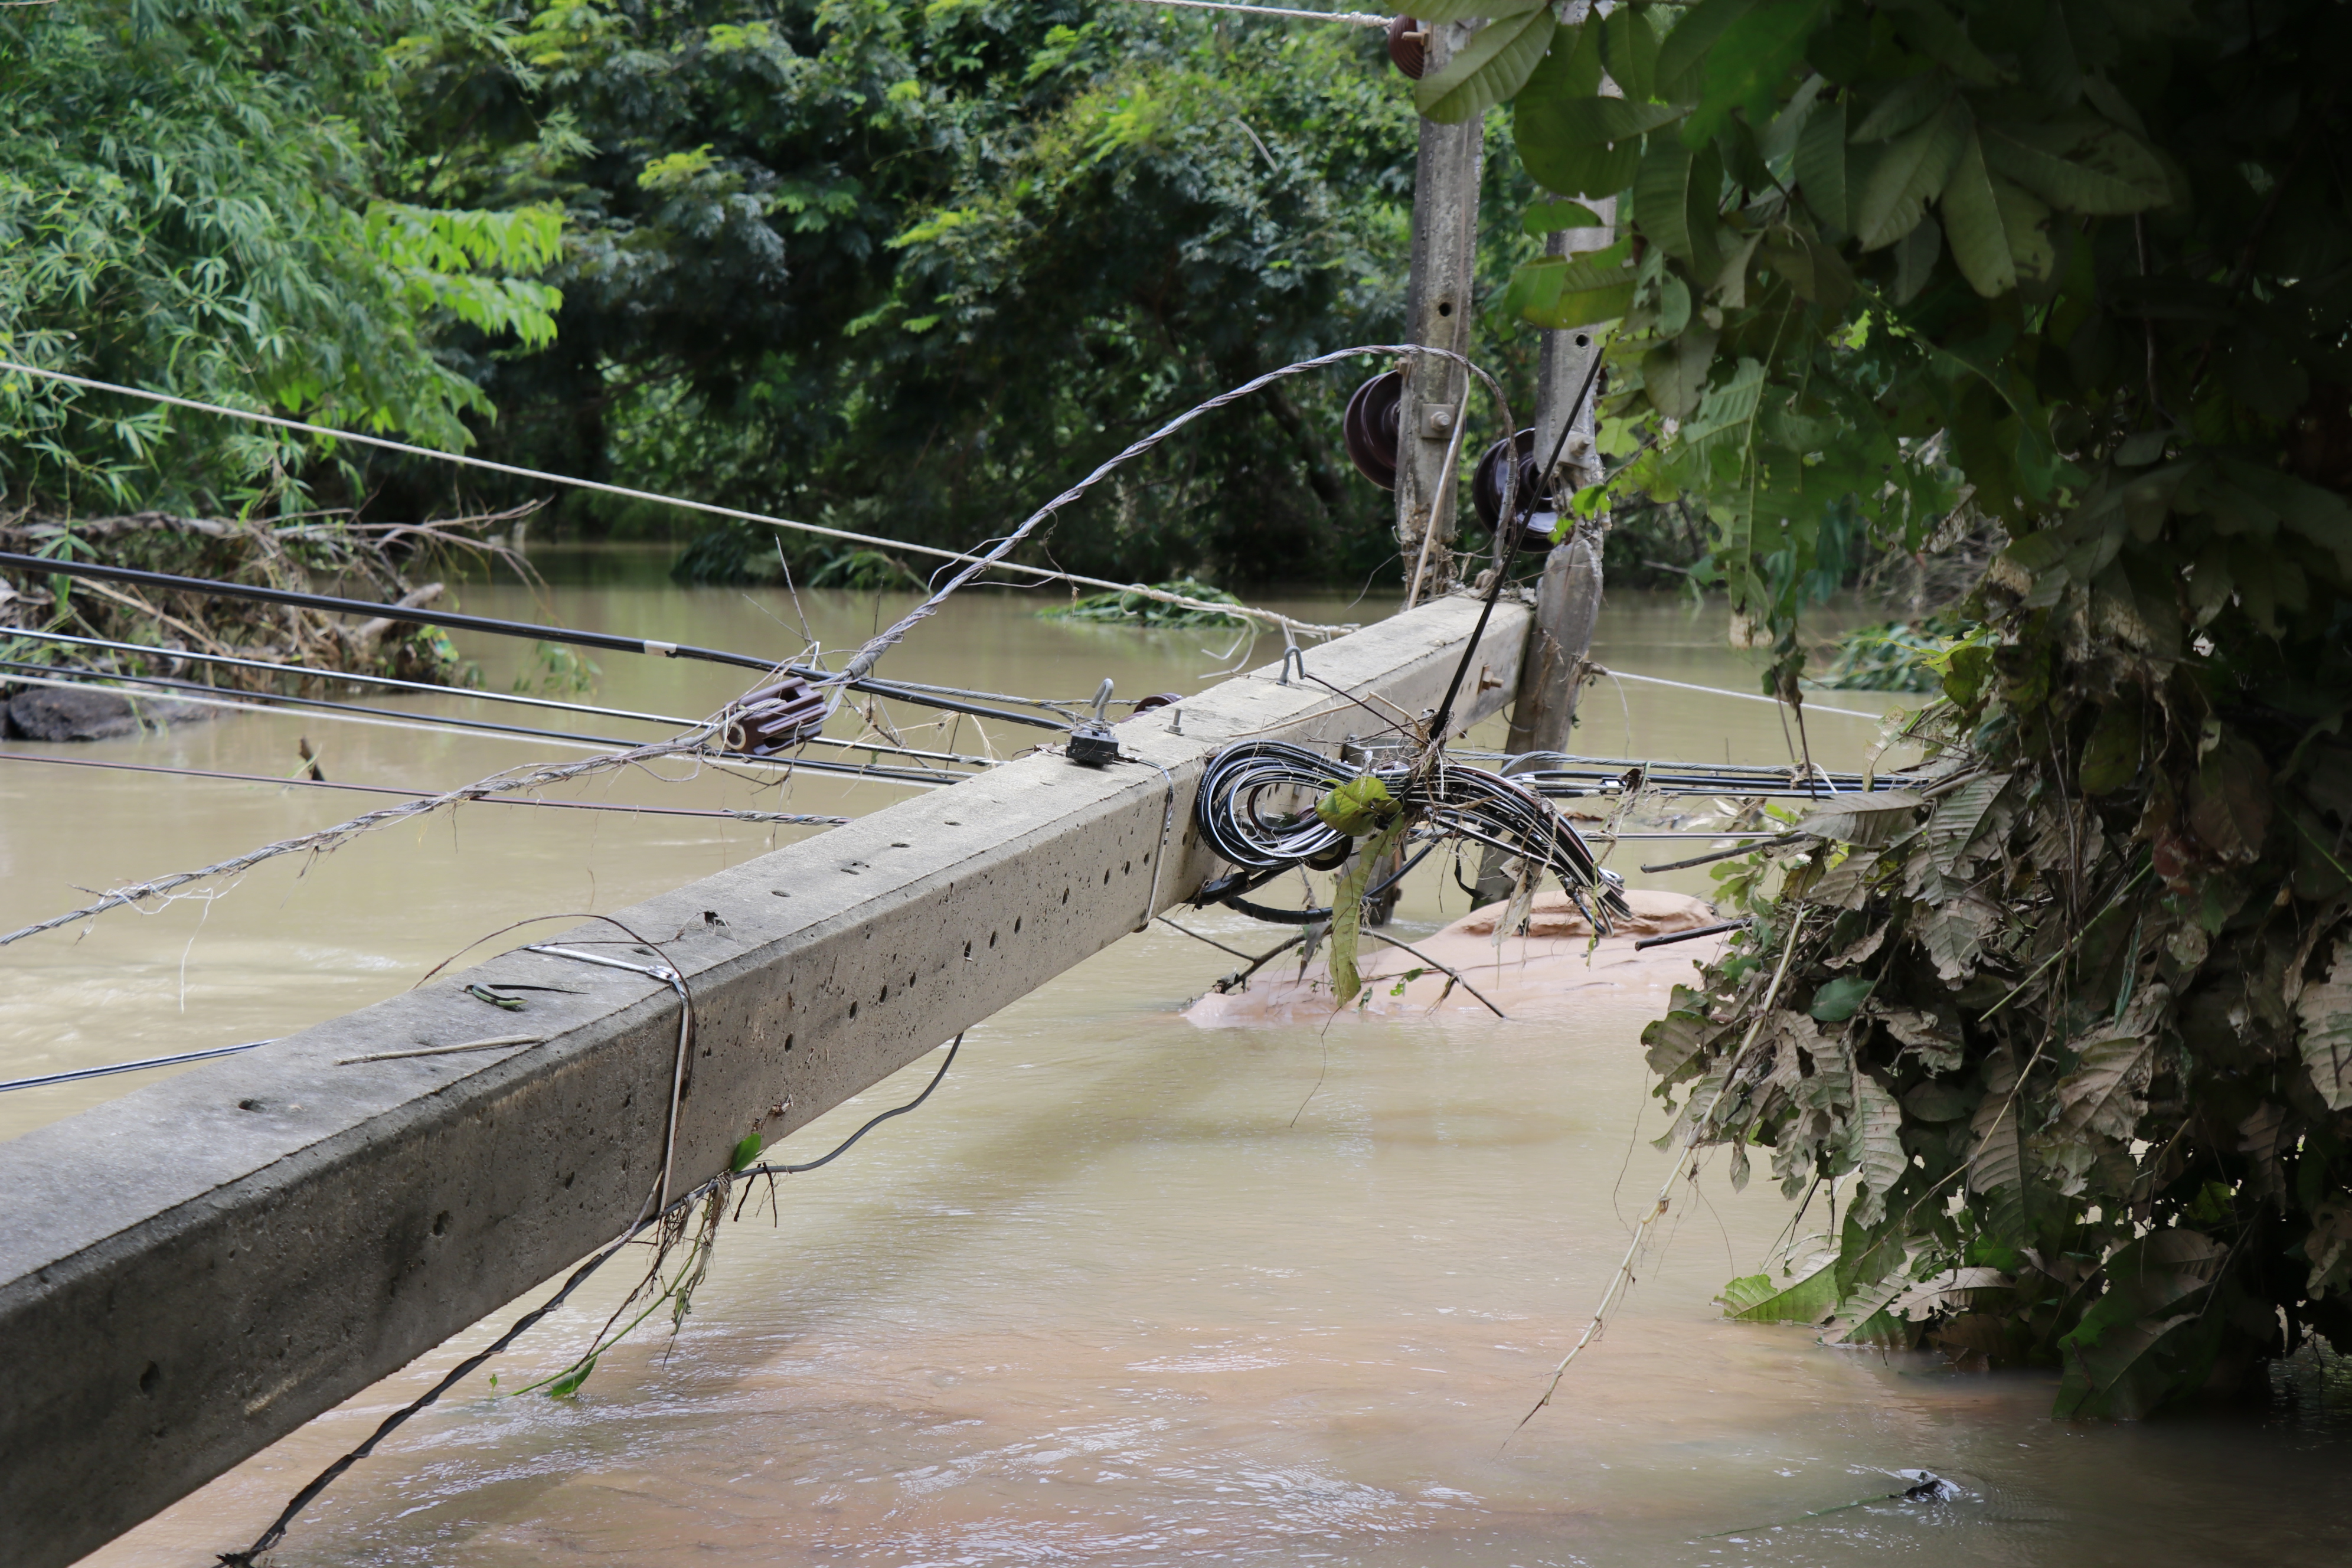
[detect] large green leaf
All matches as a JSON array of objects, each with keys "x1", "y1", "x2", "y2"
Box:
[
  {"x1": 1600, "y1": 3, "x2": 1667, "y2": 103},
  {"x1": 1793, "y1": 96, "x2": 1850, "y2": 230},
  {"x1": 1687, "y1": 0, "x2": 1830, "y2": 145},
  {"x1": 1546, "y1": 96, "x2": 1690, "y2": 143},
  {"x1": 1721, "y1": 1255, "x2": 1840, "y2": 1323},
  {"x1": 1655, "y1": 0, "x2": 1765, "y2": 105},
  {"x1": 1883, "y1": 0, "x2": 2005, "y2": 86},
  {"x1": 1979, "y1": 116, "x2": 2170, "y2": 214},
  {"x1": 1939, "y1": 125, "x2": 2014, "y2": 296},
  {"x1": 1633, "y1": 137, "x2": 1723, "y2": 273},
  {"x1": 1855, "y1": 98, "x2": 1966, "y2": 249},
  {"x1": 1416, "y1": 6, "x2": 1559, "y2": 124},
  {"x1": 1507, "y1": 247, "x2": 1639, "y2": 328},
  {"x1": 1641, "y1": 328, "x2": 1721, "y2": 419},
  {"x1": 1515, "y1": 24, "x2": 1648, "y2": 198}
]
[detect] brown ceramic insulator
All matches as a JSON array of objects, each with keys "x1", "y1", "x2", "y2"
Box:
[
  {"x1": 1471, "y1": 428, "x2": 1555, "y2": 545},
  {"x1": 1386, "y1": 15, "x2": 1426, "y2": 79},
  {"x1": 1341, "y1": 370, "x2": 1403, "y2": 491},
  {"x1": 726, "y1": 675, "x2": 827, "y2": 754}
]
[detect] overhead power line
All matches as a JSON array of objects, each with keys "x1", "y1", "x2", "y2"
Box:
[
  {"x1": 0, "y1": 359, "x2": 1353, "y2": 639},
  {"x1": 0, "y1": 549, "x2": 1067, "y2": 731},
  {"x1": 1116, "y1": 0, "x2": 1391, "y2": 24}
]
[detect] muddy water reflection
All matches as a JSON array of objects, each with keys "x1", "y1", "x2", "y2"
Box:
[{"x1": 9, "y1": 569, "x2": 2344, "y2": 1565}]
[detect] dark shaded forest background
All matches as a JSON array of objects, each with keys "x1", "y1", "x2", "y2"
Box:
[{"x1": 2, "y1": 0, "x2": 1660, "y2": 592}]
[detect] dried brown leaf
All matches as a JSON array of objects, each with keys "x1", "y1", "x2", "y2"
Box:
[{"x1": 2297, "y1": 935, "x2": 2352, "y2": 1112}]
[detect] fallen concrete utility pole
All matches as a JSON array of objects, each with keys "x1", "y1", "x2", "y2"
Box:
[{"x1": 0, "y1": 593, "x2": 1530, "y2": 1568}]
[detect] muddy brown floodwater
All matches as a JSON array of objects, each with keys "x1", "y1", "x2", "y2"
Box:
[{"x1": 6, "y1": 558, "x2": 2350, "y2": 1566}]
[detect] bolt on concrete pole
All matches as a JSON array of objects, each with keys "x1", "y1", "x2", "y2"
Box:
[{"x1": 1396, "y1": 18, "x2": 1485, "y2": 607}]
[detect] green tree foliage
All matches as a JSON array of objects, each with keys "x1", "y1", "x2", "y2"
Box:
[
  {"x1": 0, "y1": 0, "x2": 563, "y2": 517},
  {"x1": 1453, "y1": 0, "x2": 2352, "y2": 1413},
  {"x1": 399, "y1": 0, "x2": 1537, "y2": 586}
]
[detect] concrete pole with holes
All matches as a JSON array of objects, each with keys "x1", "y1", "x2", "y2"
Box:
[
  {"x1": 1478, "y1": 195, "x2": 1616, "y2": 904},
  {"x1": 1395, "y1": 18, "x2": 1485, "y2": 606}
]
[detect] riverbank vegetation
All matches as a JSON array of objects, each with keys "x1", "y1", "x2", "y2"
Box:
[{"x1": 1455, "y1": 0, "x2": 2352, "y2": 1415}]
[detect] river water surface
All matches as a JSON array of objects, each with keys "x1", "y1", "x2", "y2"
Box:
[{"x1": 6, "y1": 561, "x2": 2350, "y2": 1566}]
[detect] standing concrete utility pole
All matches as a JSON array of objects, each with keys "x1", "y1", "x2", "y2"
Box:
[
  {"x1": 1504, "y1": 192, "x2": 1615, "y2": 762},
  {"x1": 1396, "y1": 18, "x2": 1485, "y2": 606},
  {"x1": 1478, "y1": 196, "x2": 1616, "y2": 906}
]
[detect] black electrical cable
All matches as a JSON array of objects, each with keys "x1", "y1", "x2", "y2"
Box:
[
  {"x1": 0, "y1": 662, "x2": 975, "y2": 787},
  {"x1": 0, "y1": 658, "x2": 642, "y2": 749},
  {"x1": 0, "y1": 550, "x2": 1067, "y2": 731},
  {"x1": 738, "y1": 1034, "x2": 961, "y2": 1177},
  {"x1": 1425, "y1": 350, "x2": 1605, "y2": 744},
  {"x1": 1201, "y1": 841, "x2": 1440, "y2": 925},
  {"x1": 1193, "y1": 741, "x2": 1629, "y2": 926}
]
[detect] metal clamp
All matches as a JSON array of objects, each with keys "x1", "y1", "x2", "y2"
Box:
[{"x1": 1067, "y1": 677, "x2": 1121, "y2": 766}]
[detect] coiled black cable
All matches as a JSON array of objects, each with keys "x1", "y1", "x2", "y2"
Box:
[{"x1": 1191, "y1": 740, "x2": 1629, "y2": 929}]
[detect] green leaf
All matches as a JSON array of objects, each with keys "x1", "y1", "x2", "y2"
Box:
[
  {"x1": 1883, "y1": 0, "x2": 2006, "y2": 87},
  {"x1": 1979, "y1": 117, "x2": 2171, "y2": 214},
  {"x1": 2079, "y1": 702, "x2": 2143, "y2": 793},
  {"x1": 544, "y1": 1352, "x2": 599, "y2": 1399},
  {"x1": 1315, "y1": 773, "x2": 1400, "y2": 836},
  {"x1": 1329, "y1": 816, "x2": 1410, "y2": 1004},
  {"x1": 731, "y1": 1132, "x2": 764, "y2": 1171},
  {"x1": 1655, "y1": 0, "x2": 1765, "y2": 105},
  {"x1": 1939, "y1": 126, "x2": 2014, "y2": 296},
  {"x1": 1809, "y1": 974, "x2": 1874, "y2": 1021},
  {"x1": 1760, "y1": 220, "x2": 1853, "y2": 313},
  {"x1": 1855, "y1": 99, "x2": 1966, "y2": 249},
  {"x1": 1515, "y1": 27, "x2": 1648, "y2": 198},
  {"x1": 1642, "y1": 328, "x2": 1722, "y2": 420},
  {"x1": 1687, "y1": 0, "x2": 1830, "y2": 146},
  {"x1": 1600, "y1": 4, "x2": 1667, "y2": 103},
  {"x1": 1793, "y1": 96, "x2": 1850, "y2": 230},
  {"x1": 1633, "y1": 137, "x2": 1723, "y2": 274},
  {"x1": 1417, "y1": 6, "x2": 1559, "y2": 124},
  {"x1": 1516, "y1": 255, "x2": 1638, "y2": 328},
  {"x1": 1524, "y1": 198, "x2": 1607, "y2": 237},
  {"x1": 1721, "y1": 1256, "x2": 1840, "y2": 1322}
]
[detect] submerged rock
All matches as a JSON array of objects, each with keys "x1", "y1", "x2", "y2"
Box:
[{"x1": 6, "y1": 685, "x2": 213, "y2": 741}]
